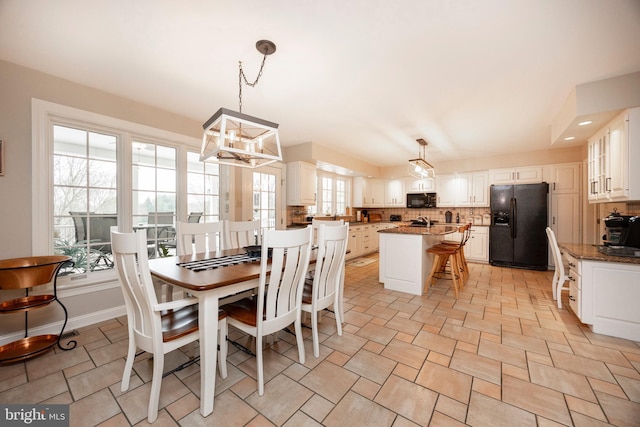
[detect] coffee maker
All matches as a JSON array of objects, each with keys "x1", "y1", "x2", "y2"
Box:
[
  {"x1": 603, "y1": 211, "x2": 640, "y2": 248},
  {"x1": 603, "y1": 211, "x2": 630, "y2": 245}
]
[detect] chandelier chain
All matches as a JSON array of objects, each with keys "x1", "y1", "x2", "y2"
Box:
[{"x1": 238, "y1": 53, "x2": 269, "y2": 113}]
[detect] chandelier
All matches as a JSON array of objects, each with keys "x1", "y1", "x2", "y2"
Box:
[
  {"x1": 408, "y1": 138, "x2": 435, "y2": 179},
  {"x1": 200, "y1": 40, "x2": 282, "y2": 168}
]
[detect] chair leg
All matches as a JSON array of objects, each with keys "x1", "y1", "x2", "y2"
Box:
[
  {"x1": 121, "y1": 329, "x2": 136, "y2": 391},
  {"x1": 294, "y1": 317, "x2": 306, "y2": 365},
  {"x1": 147, "y1": 348, "x2": 164, "y2": 423},
  {"x1": 256, "y1": 334, "x2": 264, "y2": 396},
  {"x1": 449, "y1": 254, "x2": 459, "y2": 298},
  {"x1": 424, "y1": 253, "x2": 441, "y2": 293},
  {"x1": 551, "y1": 270, "x2": 559, "y2": 301},
  {"x1": 334, "y1": 299, "x2": 343, "y2": 337},
  {"x1": 218, "y1": 317, "x2": 228, "y2": 379},
  {"x1": 311, "y1": 309, "x2": 320, "y2": 358}
]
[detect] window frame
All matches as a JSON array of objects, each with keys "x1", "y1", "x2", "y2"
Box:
[
  {"x1": 32, "y1": 99, "x2": 203, "y2": 291},
  {"x1": 315, "y1": 170, "x2": 351, "y2": 216}
]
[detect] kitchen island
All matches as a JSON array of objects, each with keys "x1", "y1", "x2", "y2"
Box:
[
  {"x1": 560, "y1": 243, "x2": 640, "y2": 341},
  {"x1": 378, "y1": 225, "x2": 458, "y2": 295}
]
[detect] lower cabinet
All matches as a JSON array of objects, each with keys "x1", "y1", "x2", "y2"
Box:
[
  {"x1": 346, "y1": 223, "x2": 392, "y2": 260},
  {"x1": 346, "y1": 227, "x2": 363, "y2": 260},
  {"x1": 561, "y1": 253, "x2": 640, "y2": 341},
  {"x1": 466, "y1": 227, "x2": 488, "y2": 262}
]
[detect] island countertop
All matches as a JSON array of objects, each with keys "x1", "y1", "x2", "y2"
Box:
[
  {"x1": 560, "y1": 243, "x2": 640, "y2": 265},
  {"x1": 378, "y1": 225, "x2": 459, "y2": 236}
]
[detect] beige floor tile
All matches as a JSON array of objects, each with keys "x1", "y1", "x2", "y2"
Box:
[
  {"x1": 450, "y1": 349, "x2": 501, "y2": 385},
  {"x1": 565, "y1": 395, "x2": 608, "y2": 422},
  {"x1": 415, "y1": 360, "x2": 472, "y2": 403},
  {"x1": 344, "y1": 348, "x2": 396, "y2": 384},
  {"x1": 363, "y1": 340, "x2": 386, "y2": 354},
  {"x1": 549, "y1": 348, "x2": 616, "y2": 383},
  {"x1": 385, "y1": 315, "x2": 423, "y2": 336},
  {"x1": 321, "y1": 331, "x2": 367, "y2": 356},
  {"x1": 117, "y1": 374, "x2": 191, "y2": 424},
  {"x1": 467, "y1": 391, "x2": 536, "y2": 427},
  {"x1": 595, "y1": 390, "x2": 640, "y2": 427},
  {"x1": 0, "y1": 371, "x2": 68, "y2": 404},
  {"x1": 355, "y1": 322, "x2": 397, "y2": 345},
  {"x1": 381, "y1": 339, "x2": 428, "y2": 370},
  {"x1": 429, "y1": 411, "x2": 467, "y2": 426},
  {"x1": 351, "y1": 376, "x2": 381, "y2": 400},
  {"x1": 299, "y1": 360, "x2": 359, "y2": 403},
  {"x1": 569, "y1": 339, "x2": 634, "y2": 368},
  {"x1": 588, "y1": 377, "x2": 628, "y2": 399},
  {"x1": 70, "y1": 388, "x2": 121, "y2": 427},
  {"x1": 323, "y1": 391, "x2": 396, "y2": 427},
  {"x1": 528, "y1": 360, "x2": 597, "y2": 402},
  {"x1": 283, "y1": 411, "x2": 323, "y2": 427},
  {"x1": 478, "y1": 338, "x2": 527, "y2": 369},
  {"x1": 472, "y1": 377, "x2": 501, "y2": 400},
  {"x1": 165, "y1": 392, "x2": 200, "y2": 421},
  {"x1": 440, "y1": 322, "x2": 481, "y2": 345},
  {"x1": 568, "y1": 412, "x2": 615, "y2": 426},
  {"x1": 374, "y1": 375, "x2": 438, "y2": 425},
  {"x1": 392, "y1": 363, "x2": 419, "y2": 382},
  {"x1": 615, "y1": 374, "x2": 640, "y2": 403},
  {"x1": 68, "y1": 358, "x2": 125, "y2": 400},
  {"x1": 502, "y1": 374, "x2": 572, "y2": 425},
  {"x1": 25, "y1": 346, "x2": 91, "y2": 380},
  {"x1": 413, "y1": 330, "x2": 457, "y2": 356},
  {"x1": 246, "y1": 374, "x2": 313, "y2": 425},
  {"x1": 180, "y1": 390, "x2": 258, "y2": 427}
]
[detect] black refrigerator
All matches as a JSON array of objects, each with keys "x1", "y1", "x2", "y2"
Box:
[{"x1": 489, "y1": 183, "x2": 549, "y2": 270}]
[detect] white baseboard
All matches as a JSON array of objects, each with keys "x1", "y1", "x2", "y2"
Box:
[{"x1": 0, "y1": 304, "x2": 127, "y2": 346}]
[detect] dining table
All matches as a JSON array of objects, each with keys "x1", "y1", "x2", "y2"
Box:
[{"x1": 148, "y1": 248, "x2": 264, "y2": 417}]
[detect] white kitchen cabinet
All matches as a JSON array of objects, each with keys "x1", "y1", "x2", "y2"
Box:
[
  {"x1": 353, "y1": 177, "x2": 385, "y2": 207},
  {"x1": 563, "y1": 254, "x2": 640, "y2": 341},
  {"x1": 346, "y1": 226, "x2": 363, "y2": 260},
  {"x1": 361, "y1": 224, "x2": 372, "y2": 254},
  {"x1": 489, "y1": 166, "x2": 543, "y2": 184},
  {"x1": 287, "y1": 161, "x2": 316, "y2": 205},
  {"x1": 549, "y1": 162, "x2": 581, "y2": 194},
  {"x1": 435, "y1": 174, "x2": 457, "y2": 207},
  {"x1": 457, "y1": 172, "x2": 489, "y2": 207},
  {"x1": 465, "y1": 226, "x2": 488, "y2": 262},
  {"x1": 406, "y1": 177, "x2": 436, "y2": 192},
  {"x1": 548, "y1": 162, "x2": 581, "y2": 266},
  {"x1": 587, "y1": 108, "x2": 640, "y2": 203},
  {"x1": 385, "y1": 179, "x2": 405, "y2": 207}
]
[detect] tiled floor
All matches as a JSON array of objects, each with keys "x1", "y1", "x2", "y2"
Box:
[{"x1": 1, "y1": 255, "x2": 640, "y2": 426}]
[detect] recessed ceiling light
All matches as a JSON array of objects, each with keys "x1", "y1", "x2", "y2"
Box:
[
  {"x1": 578, "y1": 120, "x2": 593, "y2": 126},
  {"x1": 564, "y1": 136, "x2": 575, "y2": 141}
]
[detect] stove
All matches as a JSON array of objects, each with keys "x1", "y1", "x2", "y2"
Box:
[{"x1": 597, "y1": 245, "x2": 640, "y2": 258}]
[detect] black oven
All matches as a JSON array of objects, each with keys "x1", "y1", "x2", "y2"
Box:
[{"x1": 406, "y1": 192, "x2": 436, "y2": 208}]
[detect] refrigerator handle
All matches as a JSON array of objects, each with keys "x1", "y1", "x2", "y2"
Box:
[{"x1": 510, "y1": 197, "x2": 517, "y2": 239}]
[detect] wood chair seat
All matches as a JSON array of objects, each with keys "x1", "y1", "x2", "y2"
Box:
[{"x1": 160, "y1": 307, "x2": 226, "y2": 342}]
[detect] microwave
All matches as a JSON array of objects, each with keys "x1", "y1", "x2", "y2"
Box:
[{"x1": 406, "y1": 192, "x2": 437, "y2": 208}]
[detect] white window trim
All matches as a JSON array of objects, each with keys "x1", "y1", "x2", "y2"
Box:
[{"x1": 31, "y1": 98, "x2": 201, "y2": 290}]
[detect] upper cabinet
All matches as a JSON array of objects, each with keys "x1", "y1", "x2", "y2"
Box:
[
  {"x1": 587, "y1": 108, "x2": 640, "y2": 203},
  {"x1": 457, "y1": 172, "x2": 489, "y2": 207},
  {"x1": 436, "y1": 172, "x2": 489, "y2": 207},
  {"x1": 353, "y1": 177, "x2": 385, "y2": 207},
  {"x1": 287, "y1": 161, "x2": 316, "y2": 205},
  {"x1": 406, "y1": 177, "x2": 436, "y2": 192},
  {"x1": 549, "y1": 162, "x2": 581, "y2": 194},
  {"x1": 385, "y1": 178, "x2": 405, "y2": 207},
  {"x1": 489, "y1": 166, "x2": 543, "y2": 184}
]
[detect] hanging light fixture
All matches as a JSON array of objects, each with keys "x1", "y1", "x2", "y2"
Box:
[
  {"x1": 200, "y1": 40, "x2": 282, "y2": 168},
  {"x1": 408, "y1": 138, "x2": 435, "y2": 179}
]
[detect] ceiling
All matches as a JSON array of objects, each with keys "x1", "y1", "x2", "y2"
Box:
[{"x1": 2, "y1": 0, "x2": 640, "y2": 169}]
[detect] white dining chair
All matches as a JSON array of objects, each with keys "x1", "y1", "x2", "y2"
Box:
[
  {"x1": 176, "y1": 221, "x2": 223, "y2": 256},
  {"x1": 111, "y1": 229, "x2": 227, "y2": 422},
  {"x1": 222, "y1": 226, "x2": 313, "y2": 395},
  {"x1": 546, "y1": 227, "x2": 570, "y2": 308},
  {"x1": 302, "y1": 223, "x2": 349, "y2": 357},
  {"x1": 223, "y1": 219, "x2": 261, "y2": 249}
]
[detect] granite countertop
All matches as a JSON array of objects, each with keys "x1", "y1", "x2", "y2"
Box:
[
  {"x1": 560, "y1": 243, "x2": 640, "y2": 265},
  {"x1": 378, "y1": 224, "x2": 459, "y2": 236}
]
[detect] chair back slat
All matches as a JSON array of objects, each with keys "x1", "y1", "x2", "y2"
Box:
[
  {"x1": 111, "y1": 230, "x2": 159, "y2": 346},
  {"x1": 258, "y1": 226, "x2": 312, "y2": 333},
  {"x1": 312, "y1": 224, "x2": 349, "y2": 303},
  {"x1": 224, "y1": 220, "x2": 261, "y2": 249},
  {"x1": 176, "y1": 221, "x2": 223, "y2": 255}
]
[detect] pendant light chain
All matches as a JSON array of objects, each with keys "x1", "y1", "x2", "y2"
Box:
[{"x1": 238, "y1": 53, "x2": 269, "y2": 114}]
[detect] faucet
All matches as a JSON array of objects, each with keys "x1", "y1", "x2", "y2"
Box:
[{"x1": 417, "y1": 216, "x2": 430, "y2": 227}]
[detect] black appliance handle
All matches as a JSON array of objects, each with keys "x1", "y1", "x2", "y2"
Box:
[{"x1": 510, "y1": 197, "x2": 517, "y2": 239}]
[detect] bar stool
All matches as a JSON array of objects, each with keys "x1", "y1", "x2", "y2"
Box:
[
  {"x1": 437, "y1": 223, "x2": 471, "y2": 286},
  {"x1": 424, "y1": 224, "x2": 468, "y2": 297}
]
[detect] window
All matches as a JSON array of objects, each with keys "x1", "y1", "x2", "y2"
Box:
[
  {"x1": 33, "y1": 99, "x2": 216, "y2": 288},
  {"x1": 253, "y1": 171, "x2": 276, "y2": 230},
  {"x1": 186, "y1": 151, "x2": 220, "y2": 223},
  {"x1": 316, "y1": 172, "x2": 349, "y2": 216},
  {"x1": 53, "y1": 125, "x2": 118, "y2": 274}
]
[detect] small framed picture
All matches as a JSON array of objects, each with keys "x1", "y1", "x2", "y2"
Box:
[{"x1": 0, "y1": 140, "x2": 4, "y2": 176}]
